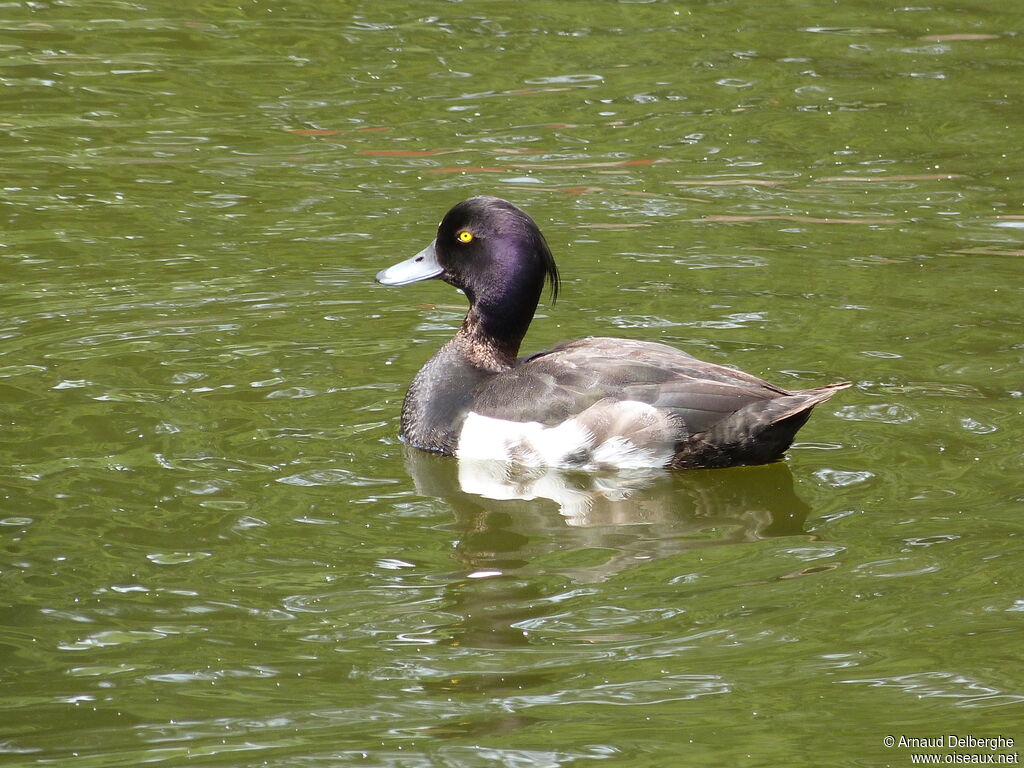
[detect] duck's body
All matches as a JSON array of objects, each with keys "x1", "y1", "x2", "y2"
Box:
[{"x1": 377, "y1": 196, "x2": 848, "y2": 470}]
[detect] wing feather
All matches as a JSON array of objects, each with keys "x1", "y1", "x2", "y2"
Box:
[{"x1": 473, "y1": 337, "x2": 787, "y2": 435}]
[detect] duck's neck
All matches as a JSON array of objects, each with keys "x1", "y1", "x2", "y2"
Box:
[
  {"x1": 457, "y1": 270, "x2": 542, "y2": 368},
  {"x1": 398, "y1": 310, "x2": 519, "y2": 454},
  {"x1": 397, "y1": 275, "x2": 542, "y2": 454},
  {"x1": 452, "y1": 307, "x2": 524, "y2": 371}
]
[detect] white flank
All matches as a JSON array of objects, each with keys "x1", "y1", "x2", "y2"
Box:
[
  {"x1": 456, "y1": 402, "x2": 675, "y2": 470},
  {"x1": 591, "y1": 435, "x2": 668, "y2": 470},
  {"x1": 456, "y1": 412, "x2": 591, "y2": 466}
]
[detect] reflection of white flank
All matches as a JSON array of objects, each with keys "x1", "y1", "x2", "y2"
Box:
[
  {"x1": 457, "y1": 459, "x2": 670, "y2": 526},
  {"x1": 456, "y1": 400, "x2": 676, "y2": 470},
  {"x1": 457, "y1": 460, "x2": 594, "y2": 523}
]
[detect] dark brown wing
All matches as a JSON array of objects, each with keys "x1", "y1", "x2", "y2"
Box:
[
  {"x1": 467, "y1": 336, "x2": 849, "y2": 467},
  {"x1": 471, "y1": 337, "x2": 792, "y2": 434}
]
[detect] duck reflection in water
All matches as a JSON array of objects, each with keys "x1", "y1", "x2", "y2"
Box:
[
  {"x1": 403, "y1": 447, "x2": 811, "y2": 580},
  {"x1": 398, "y1": 449, "x2": 816, "y2": 707}
]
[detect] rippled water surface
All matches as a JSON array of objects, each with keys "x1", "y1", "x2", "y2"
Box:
[{"x1": 2, "y1": 1, "x2": 1022, "y2": 765}]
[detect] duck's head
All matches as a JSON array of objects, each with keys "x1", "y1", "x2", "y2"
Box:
[{"x1": 377, "y1": 197, "x2": 560, "y2": 343}]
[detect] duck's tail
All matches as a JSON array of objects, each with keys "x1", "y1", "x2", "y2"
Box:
[{"x1": 672, "y1": 381, "x2": 851, "y2": 469}]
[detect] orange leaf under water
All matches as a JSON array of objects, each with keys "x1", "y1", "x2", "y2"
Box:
[
  {"x1": 427, "y1": 165, "x2": 512, "y2": 174},
  {"x1": 556, "y1": 186, "x2": 605, "y2": 197},
  {"x1": 491, "y1": 148, "x2": 546, "y2": 155},
  {"x1": 289, "y1": 129, "x2": 345, "y2": 136},
  {"x1": 816, "y1": 174, "x2": 964, "y2": 182},
  {"x1": 426, "y1": 158, "x2": 665, "y2": 174},
  {"x1": 358, "y1": 149, "x2": 455, "y2": 157},
  {"x1": 919, "y1": 33, "x2": 999, "y2": 41},
  {"x1": 670, "y1": 179, "x2": 785, "y2": 187},
  {"x1": 572, "y1": 222, "x2": 652, "y2": 229},
  {"x1": 951, "y1": 247, "x2": 1024, "y2": 257},
  {"x1": 701, "y1": 215, "x2": 893, "y2": 225}
]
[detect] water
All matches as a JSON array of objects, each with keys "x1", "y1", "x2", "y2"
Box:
[{"x1": 2, "y1": 1, "x2": 1022, "y2": 765}]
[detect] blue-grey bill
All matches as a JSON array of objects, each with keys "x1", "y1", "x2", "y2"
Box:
[{"x1": 376, "y1": 241, "x2": 443, "y2": 286}]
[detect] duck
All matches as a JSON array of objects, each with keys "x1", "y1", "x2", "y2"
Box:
[{"x1": 376, "y1": 196, "x2": 849, "y2": 470}]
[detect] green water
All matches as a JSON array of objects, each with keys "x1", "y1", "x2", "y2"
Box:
[{"x1": 2, "y1": 1, "x2": 1022, "y2": 766}]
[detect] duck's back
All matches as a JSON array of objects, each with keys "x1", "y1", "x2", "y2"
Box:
[{"x1": 461, "y1": 337, "x2": 847, "y2": 469}]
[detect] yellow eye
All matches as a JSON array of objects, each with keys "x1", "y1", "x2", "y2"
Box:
[{"x1": 457, "y1": 230, "x2": 474, "y2": 244}]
